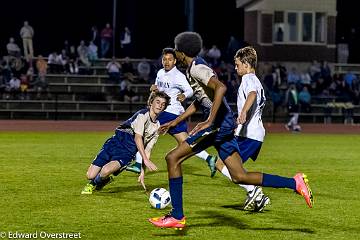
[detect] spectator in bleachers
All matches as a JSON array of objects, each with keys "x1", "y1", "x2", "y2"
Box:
[
  {"x1": 1, "y1": 58, "x2": 12, "y2": 84},
  {"x1": 344, "y1": 71, "x2": 357, "y2": 89},
  {"x1": 48, "y1": 52, "x2": 62, "y2": 73},
  {"x1": 6, "y1": 38, "x2": 21, "y2": 58},
  {"x1": 298, "y1": 86, "x2": 311, "y2": 113},
  {"x1": 309, "y1": 60, "x2": 321, "y2": 82},
  {"x1": 287, "y1": 67, "x2": 301, "y2": 87},
  {"x1": 226, "y1": 35, "x2": 242, "y2": 62},
  {"x1": 77, "y1": 40, "x2": 91, "y2": 69},
  {"x1": 320, "y1": 60, "x2": 332, "y2": 85},
  {"x1": 137, "y1": 58, "x2": 151, "y2": 83},
  {"x1": 300, "y1": 71, "x2": 312, "y2": 86},
  {"x1": 63, "y1": 40, "x2": 70, "y2": 56},
  {"x1": 6, "y1": 74, "x2": 21, "y2": 99},
  {"x1": 59, "y1": 49, "x2": 69, "y2": 73},
  {"x1": 123, "y1": 84, "x2": 139, "y2": 102},
  {"x1": 272, "y1": 63, "x2": 287, "y2": 85},
  {"x1": 31, "y1": 74, "x2": 50, "y2": 100},
  {"x1": 88, "y1": 41, "x2": 98, "y2": 64},
  {"x1": 122, "y1": 57, "x2": 135, "y2": 74},
  {"x1": 20, "y1": 21, "x2": 34, "y2": 61},
  {"x1": 106, "y1": 57, "x2": 122, "y2": 84},
  {"x1": 198, "y1": 46, "x2": 209, "y2": 62},
  {"x1": 207, "y1": 45, "x2": 221, "y2": 67},
  {"x1": 120, "y1": 26, "x2": 132, "y2": 57},
  {"x1": 36, "y1": 55, "x2": 47, "y2": 77},
  {"x1": 19, "y1": 73, "x2": 29, "y2": 100},
  {"x1": 100, "y1": 23, "x2": 113, "y2": 58},
  {"x1": 68, "y1": 46, "x2": 79, "y2": 74}
]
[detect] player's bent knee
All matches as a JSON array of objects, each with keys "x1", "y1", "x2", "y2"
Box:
[{"x1": 231, "y1": 173, "x2": 247, "y2": 184}]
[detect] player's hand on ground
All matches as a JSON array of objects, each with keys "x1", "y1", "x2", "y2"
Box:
[
  {"x1": 150, "y1": 84, "x2": 158, "y2": 92},
  {"x1": 138, "y1": 168, "x2": 146, "y2": 191},
  {"x1": 143, "y1": 158, "x2": 158, "y2": 171},
  {"x1": 238, "y1": 111, "x2": 247, "y2": 124},
  {"x1": 176, "y1": 93, "x2": 186, "y2": 102},
  {"x1": 189, "y1": 120, "x2": 211, "y2": 136}
]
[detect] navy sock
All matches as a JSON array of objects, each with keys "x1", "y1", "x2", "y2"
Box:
[
  {"x1": 93, "y1": 174, "x2": 104, "y2": 187},
  {"x1": 169, "y1": 177, "x2": 184, "y2": 220},
  {"x1": 262, "y1": 173, "x2": 296, "y2": 190}
]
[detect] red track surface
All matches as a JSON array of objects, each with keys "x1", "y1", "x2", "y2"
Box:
[{"x1": 0, "y1": 120, "x2": 359, "y2": 134}]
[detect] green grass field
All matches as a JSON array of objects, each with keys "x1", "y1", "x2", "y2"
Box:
[{"x1": 0, "y1": 132, "x2": 359, "y2": 240}]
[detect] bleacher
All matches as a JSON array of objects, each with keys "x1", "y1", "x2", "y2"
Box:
[{"x1": 1, "y1": 60, "x2": 359, "y2": 123}]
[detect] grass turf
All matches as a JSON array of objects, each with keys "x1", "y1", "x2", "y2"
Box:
[{"x1": 0, "y1": 132, "x2": 359, "y2": 239}]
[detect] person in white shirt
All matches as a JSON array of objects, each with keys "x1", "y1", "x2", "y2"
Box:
[
  {"x1": 127, "y1": 48, "x2": 218, "y2": 176},
  {"x1": 215, "y1": 46, "x2": 271, "y2": 212}
]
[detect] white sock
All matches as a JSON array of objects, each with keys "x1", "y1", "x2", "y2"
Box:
[
  {"x1": 195, "y1": 150, "x2": 209, "y2": 161},
  {"x1": 135, "y1": 152, "x2": 142, "y2": 164},
  {"x1": 221, "y1": 166, "x2": 255, "y2": 193}
]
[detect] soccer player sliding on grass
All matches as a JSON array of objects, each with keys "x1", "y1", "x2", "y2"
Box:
[
  {"x1": 126, "y1": 47, "x2": 218, "y2": 177},
  {"x1": 148, "y1": 32, "x2": 313, "y2": 230},
  {"x1": 81, "y1": 91, "x2": 170, "y2": 194}
]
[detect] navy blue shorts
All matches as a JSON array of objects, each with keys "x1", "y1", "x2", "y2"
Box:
[
  {"x1": 185, "y1": 126, "x2": 239, "y2": 161},
  {"x1": 92, "y1": 131, "x2": 137, "y2": 168},
  {"x1": 157, "y1": 111, "x2": 187, "y2": 135},
  {"x1": 236, "y1": 136, "x2": 262, "y2": 163}
]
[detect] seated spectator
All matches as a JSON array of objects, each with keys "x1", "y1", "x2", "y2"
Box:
[
  {"x1": 30, "y1": 74, "x2": 50, "y2": 100},
  {"x1": 6, "y1": 74, "x2": 21, "y2": 99},
  {"x1": 77, "y1": 40, "x2": 91, "y2": 69},
  {"x1": 123, "y1": 85, "x2": 139, "y2": 102},
  {"x1": 88, "y1": 41, "x2": 98, "y2": 64},
  {"x1": 59, "y1": 49, "x2": 69, "y2": 73},
  {"x1": 6, "y1": 38, "x2": 21, "y2": 57},
  {"x1": 19, "y1": 74, "x2": 29, "y2": 100},
  {"x1": 298, "y1": 86, "x2": 311, "y2": 113},
  {"x1": 287, "y1": 67, "x2": 301, "y2": 87},
  {"x1": 309, "y1": 60, "x2": 321, "y2": 82},
  {"x1": 106, "y1": 57, "x2": 122, "y2": 84},
  {"x1": 137, "y1": 58, "x2": 151, "y2": 83},
  {"x1": 36, "y1": 55, "x2": 48, "y2": 77},
  {"x1": 207, "y1": 45, "x2": 221, "y2": 67},
  {"x1": 300, "y1": 71, "x2": 312, "y2": 86},
  {"x1": 48, "y1": 52, "x2": 63, "y2": 73},
  {"x1": 68, "y1": 46, "x2": 79, "y2": 74}
]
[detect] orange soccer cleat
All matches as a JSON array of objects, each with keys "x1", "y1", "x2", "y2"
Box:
[
  {"x1": 148, "y1": 214, "x2": 186, "y2": 230},
  {"x1": 294, "y1": 173, "x2": 314, "y2": 208}
]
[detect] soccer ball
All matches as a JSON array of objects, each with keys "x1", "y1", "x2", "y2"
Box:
[{"x1": 149, "y1": 188, "x2": 171, "y2": 209}]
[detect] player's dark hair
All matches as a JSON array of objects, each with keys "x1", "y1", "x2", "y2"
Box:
[
  {"x1": 234, "y1": 46, "x2": 257, "y2": 69},
  {"x1": 147, "y1": 91, "x2": 171, "y2": 109},
  {"x1": 174, "y1": 31, "x2": 203, "y2": 57},
  {"x1": 162, "y1": 48, "x2": 176, "y2": 59}
]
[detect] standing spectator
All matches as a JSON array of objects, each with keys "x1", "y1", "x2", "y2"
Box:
[
  {"x1": 120, "y1": 26, "x2": 132, "y2": 57},
  {"x1": 20, "y1": 21, "x2": 34, "y2": 61},
  {"x1": 6, "y1": 38, "x2": 21, "y2": 58},
  {"x1": 100, "y1": 23, "x2": 113, "y2": 58},
  {"x1": 90, "y1": 26, "x2": 101, "y2": 49},
  {"x1": 106, "y1": 57, "x2": 122, "y2": 84},
  {"x1": 285, "y1": 84, "x2": 301, "y2": 131}
]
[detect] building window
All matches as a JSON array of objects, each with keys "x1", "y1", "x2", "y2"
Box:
[
  {"x1": 287, "y1": 12, "x2": 298, "y2": 42},
  {"x1": 273, "y1": 11, "x2": 327, "y2": 44},
  {"x1": 315, "y1": 12, "x2": 326, "y2": 43}
]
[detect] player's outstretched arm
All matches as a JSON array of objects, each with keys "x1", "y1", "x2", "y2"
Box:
[
  {"x1": 134, "y1": 133, "x2": 158, "y2": 171},
  {"x1": 190, "y1": 76, "x2": 226, "y2": 136},
  {"x1": 159, "y1": 101, "x2": 197, "y2": 134}
]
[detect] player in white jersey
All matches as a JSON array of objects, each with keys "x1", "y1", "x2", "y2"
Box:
[
  {"x1": 215, "y1": 47, "x2": 270, "y2": 211},
  {"x1": 127, "y1": 48, "x2": 217, "y2": 176}
]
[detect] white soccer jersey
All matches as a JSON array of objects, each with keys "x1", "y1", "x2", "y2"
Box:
[
  {"x1": 155, "y1": 67, "x2": 193, "y2": 115},
  {"x1": 235, "y1": 73, "x2": 266, "y2": 142}
]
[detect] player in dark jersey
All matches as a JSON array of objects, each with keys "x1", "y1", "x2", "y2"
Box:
[
  {"x1": 81, "y1": 91, "x2": 170, "y2": 194},
  {"x1": 149, "y1": 32, "x2": 313, "y2": 229}
]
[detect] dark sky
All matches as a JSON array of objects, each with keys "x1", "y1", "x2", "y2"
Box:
[{"x1": 0, "y1": 0, "x2": 354, "y2": 59}]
